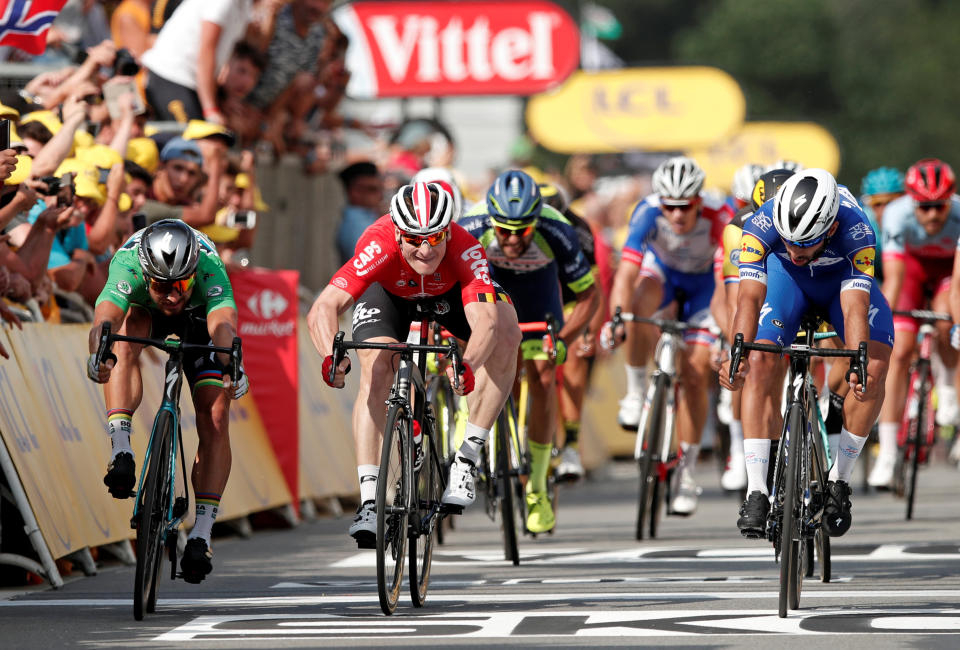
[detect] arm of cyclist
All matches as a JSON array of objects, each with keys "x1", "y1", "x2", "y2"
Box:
[
  {"x1": 306, "y1": 284, "x2": 354, "y2": 388},
  {"x1": 449, "y1": 300, "x2": 504, "y2": 396},
  {"x1": 949, "y1": 246, "x2": 960, "y2": 349},
  {"x1": 839, "y1": 289, "x2": 873, "y2": 400},
  {"x1": 600, "y1": 259, "x2": 641, "y2": 349},
  {"x1": 717, "y1": 277, "x2": 764, "y2": 391},
  {"x1": 578, "y1": 280, "x2": 608, "y2": 358},
  {"x1": 86, "y1": 300, "x2": 126, "y2": 383},
  {"x1": 206, "y1": 306, "x2": 247, "y2": 399},
  {"x1": 879, "y1": 255, "x2": 904, "y2": 321},
  {"x1": 557, "y1": 283, "x2": 599, "y2": 363}
]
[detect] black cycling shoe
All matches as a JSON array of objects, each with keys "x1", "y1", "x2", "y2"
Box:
[
  {"x1": 737, "y1": 490, "x2": 770, "y2": 539},
  {"x1": 823, "y1": 480, "x2": 852, "y2": 537},
  {"x1": 103, "y1": 452, "x2": 136, "y2": 499},
  {"x1": 181, "y1": 538, "x2": 213, "y2": 584}
]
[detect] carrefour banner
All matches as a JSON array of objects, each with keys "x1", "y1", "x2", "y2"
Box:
[
  {"x1": 526, "y1": 67, "x2": 746, "y2": 153},
  {"x1": 687, "y1": 121, "x2": 841, "y2": 191},
  {"x1": 334, "y1": 1, "x2": 579, "y2": 98},
  {"x1": 230, "y1": 268, "x2": 300, "y2": 511}
]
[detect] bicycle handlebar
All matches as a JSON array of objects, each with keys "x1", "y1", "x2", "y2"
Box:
[
  {"x1": 518, "y1": 314, "x2": 561, "y2": 361},
  {"x1": 332, "y1": 329, "x2": 465, "y2": 390},
  {"x1": 728, "y1": 332, "x2": 868, "y2": 389},
  {"x1": 892, "y1": 309, "x2": 951, "y2": 323},
  {"x1": 612, "y1": 306, "x2": 690, "y2": 333},
  {"x1": 95, "y1": 322, "x2": 243, "y2": 384}
]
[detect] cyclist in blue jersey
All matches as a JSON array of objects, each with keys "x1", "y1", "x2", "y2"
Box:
[
  {"x1": 460, "y1": 170, "x2": 599, "y2": 534},
  {"x1": 719, "y1": 169, "x2": 893, "y2": 538},
  {"x1": 602, "y1": 156, "x2": 732, "y2": 516}
]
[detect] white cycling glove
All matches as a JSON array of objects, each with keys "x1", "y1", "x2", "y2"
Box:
[{"x1": 231, "y1": 371, "x2": 250, "y2": 399}]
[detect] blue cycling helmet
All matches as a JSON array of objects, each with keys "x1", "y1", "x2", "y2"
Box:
[
  {"x1": 860, "y1": 167, "x2": 904, "y2": 197},
  {"x1": 486, "y1": 170, "x2": 542, "y2": 224}
]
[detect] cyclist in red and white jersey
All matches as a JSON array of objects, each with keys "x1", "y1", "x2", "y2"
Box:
[{"x1": 307, "y1": 182, "x2": 521, "y2": 547}]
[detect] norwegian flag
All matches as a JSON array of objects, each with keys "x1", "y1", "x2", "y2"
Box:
[{"x1": 0, "y1": 0, "x2": 68, "y2": 55}]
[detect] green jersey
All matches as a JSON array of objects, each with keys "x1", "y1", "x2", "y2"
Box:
[{"x1": 96, "y1": 228, "x2": 236, "y2": 315}]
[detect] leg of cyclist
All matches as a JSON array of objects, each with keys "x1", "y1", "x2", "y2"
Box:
[
  {"x1": 615, "y1": 268, "x2": 663, "y2": 429},
  {"x1": 525, "y1": 353, "x2": 560, "y2": 532},
  {"x1": 931, "y1": 286, "x2": 959, "y2": 428},
  {"x1": 102, "y1": 306, "x2": 151, "y2": 498},
  {"x1": 671, "y1": 337, "x2": 713, "y2": 514},
  {"x1": 874, "y1": 317, "x2": 917, "y2": 488},
  {"x1": 556, "y1": 353, "x2": 590, "y2": 482}
]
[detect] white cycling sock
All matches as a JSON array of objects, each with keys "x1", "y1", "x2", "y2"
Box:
[
  {"x1": 877, "y1": 421, "x2": 898, "y2": 460},
  {"x1": 457, "y1": 422, "x2": 490, "y2": 465},
  {"x1": 358, "y1": 464, "x2": 378, "y2": 504},
  {"x1": 680, "y1": 442, "x2": 700, "y2": 474},
  {"x1": 625, "y1": 365, "x2": 647, "y2": 397},
  {"x1": 830, "y1": 428, "x2": 867, "y2": 482},
  {"x1": 744, "y1": 438, "x2": 771, "y2": 495},
  {"x1": 106, "y1": 408, "x2": 133, "y2": 459},
  {"x1": 729, "y1": 420, "x2": 744, "y2": 458}
]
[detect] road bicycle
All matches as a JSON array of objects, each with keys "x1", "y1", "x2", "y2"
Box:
[
  {"x1": 330, "y1": 315, "x2": 462, "y2": 615},
  {"x1": 93, "y1": 322, "x2": 241, "y2": 621},
  {"x1": 891, "y1": 309, "x2": 951, "y2": 520},
  {"x1": 610, "y1": 307, "x2": 699, "y2": 541},
  {"x1": 729, "y1": 316, "x2": 867, "y2": 618}
]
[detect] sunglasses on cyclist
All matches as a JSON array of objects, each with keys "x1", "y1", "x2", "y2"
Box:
[
  {"x1": 917, "y1": 201, "x2": 948, "y2": 212},
  {"x1": 661, "y1": 200, "x2": 697, "y2": 211},
  {"x1": 782, "y1": 233, "x2": 826, "y2": 249},
  {"x1": 491, "y1": 219, "x2": 537, "y2": 238},
  {"x1": 400, "y1": 229, "x2": 448, "y2": 247},
  {"x1": 148, "y1": 275, "x2": 196, "y2": 295}
]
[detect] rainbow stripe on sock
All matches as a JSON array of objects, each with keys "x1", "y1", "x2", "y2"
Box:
[
  {"x1": 195, "y1": 492, "x2": 221, "y2": 507},
  {"x1": 107, "y1": 408, "x2": 133, "y2": 422}
]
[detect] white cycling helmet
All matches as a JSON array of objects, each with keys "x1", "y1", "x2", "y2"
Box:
[
  {"x1": 766, "y1": 159, "x2": 805, "y2": 174},
  {"x1": 411, "y1": 167, "x2": 463, "y2": 220},
  {"x1": 732, "y1": 163, "x2": 764, "y2": 203},
  {"x1": 772, "y1": 168, "x2": 840, "y2": 244},
  {"x1": 390, "y1": 181, "x2": 455, "y2": 235},
  {"x1": 652, "y1": 156, "x2": 705, "y2": 201}
]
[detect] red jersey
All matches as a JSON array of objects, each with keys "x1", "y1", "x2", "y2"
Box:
[{"x1": 329, "y1": 216, "x2": 501, "y2": 305}]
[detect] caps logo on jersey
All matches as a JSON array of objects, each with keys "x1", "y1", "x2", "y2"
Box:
[
  {"x1": 740, "y1": 233, "x2": 766, "y2": 264},
  {"x1": 852, "y1": 246, "x2": 876, "y2": 277}
]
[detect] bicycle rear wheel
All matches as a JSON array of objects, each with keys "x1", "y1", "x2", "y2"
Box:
[
  {"x1": 428, "y1": 378, "x2": 457, "y2": 544},
  {"x1": 133, "y1": 411, "x2": 173, "y2": 620},
  {"x1": 377, "y1": 404, "x2": 410, "y2": 615},
  {"x1": 779, "y1": 403, "x2": 804, "y2": 617},
  {"x1": 409, "y1": 421, "x2": 440, "y2": 607},
  {"x1": 495, "y1": 404, "x2": 520, "y2": 565},
  {"x1": 906, "y1": 368, "x2": 930, "y2": 521},
  {"x1": 636, "y1": 374, "x2": 667, "y2": 540}
]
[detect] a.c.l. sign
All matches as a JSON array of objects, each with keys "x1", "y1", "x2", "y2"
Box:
[{"x1": 333, "y1": 1, "x2": 579, "y2": 98}]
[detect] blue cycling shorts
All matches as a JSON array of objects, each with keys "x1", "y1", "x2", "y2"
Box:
[{"x1": 639, "y1": 251, "x2": 716, "y2": 345}]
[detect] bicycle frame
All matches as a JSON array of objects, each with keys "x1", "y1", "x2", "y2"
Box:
[{"x1": 634, "y1": 326, "x2": 682, "y2": 465}]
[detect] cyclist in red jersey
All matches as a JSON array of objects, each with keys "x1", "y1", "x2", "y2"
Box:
[{"x1": 307, "y1": 181, "x2": 522, "y2": 547}]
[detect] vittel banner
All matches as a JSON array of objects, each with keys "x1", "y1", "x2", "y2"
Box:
[{"x1": 334, "y1": 1, "x2": 579, "y2": 98}]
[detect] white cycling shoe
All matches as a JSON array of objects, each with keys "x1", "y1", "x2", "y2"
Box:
[
  {"x1": 555, "y1": 446, "x2": 585, "y2": 483},
  {"x1": 720, "y1": 453, "x2": 747, "y2": 491},
  {"x1": 618, "y1": 393, "x2": 643, "y2": 430},
  {"x1": 442, "y1": 456, "x2": 477, "y2": 508},
  {"x1": 670, "y1": 470, "x2": 701, "y2": 515},
  {"x1": 867, "y1": 453, "x2": 896, "y2": 488}
]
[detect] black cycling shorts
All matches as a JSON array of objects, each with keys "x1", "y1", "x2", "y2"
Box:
[
  {"x1": 133, "y1": 305, "x2": 224, "y2": 391},
  {"x1": 145, "y1": 71, "x2": 202, "y2": 123},
  {"x1": 352, "y1": 283, "x2": 474, "y2": 342}
]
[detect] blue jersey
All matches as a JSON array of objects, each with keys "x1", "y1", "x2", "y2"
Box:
[{"x1": 738, "y1": 185, "x2": 876, "y2": 294}]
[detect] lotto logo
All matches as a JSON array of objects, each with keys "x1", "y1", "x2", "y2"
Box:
[{"x1": 353, "y1": 302, "x2": 382, "y2": 326}]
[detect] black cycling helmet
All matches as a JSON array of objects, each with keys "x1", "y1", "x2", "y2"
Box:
[
  {"x1": 751, "y1": 168, "x2": 796, "y2": 211},
  {"x1": 486, "y1": 169, "x2": 542, "y2": 224},
  {"x1": 138, "y1": 219, "x2": 200, "y2": 281}
]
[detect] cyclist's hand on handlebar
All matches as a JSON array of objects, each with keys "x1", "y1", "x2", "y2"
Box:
[
  {"x1": 545, "y1": 336, "x2": 567, "y2": 365},
  {"x1": 718, "y1": 355, "x2": 749, "y2": 391},
  {"x1": 446, "y1": 360, "x2": 475, "y2": 396},
  {"x1": 599, "y1": 320, "x2": 626, "y2": 350},
  {"x1": 223, "y1": 370, "x2": 249, "y2": 400},
  {"x1": 322, "y1": 354, "x2": 351, "y2": 388},
  {"x1": 846, "y1": 369, "x2": 872, "y2": 401},
  {"x1": 951, "y1": 324, "x2": 960, "y2": 350},
  {"x1": 86, "y1": 353, "x2": 114, "y2": 383}
]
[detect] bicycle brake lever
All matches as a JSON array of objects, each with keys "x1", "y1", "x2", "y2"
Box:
[
  {"x1": 729, "y1": 333, "x2": 744, "y2": 385},
  {"x1": 96, "y1": 321, "x2": 117, "y2": 367},
  {"x1": 230, "y1": 336, "x2": 242, "y2": 384}
]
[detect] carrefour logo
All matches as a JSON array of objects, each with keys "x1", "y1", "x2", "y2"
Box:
[{"x1": 247, "y1": 290, "x2": 288, "y2": 319}]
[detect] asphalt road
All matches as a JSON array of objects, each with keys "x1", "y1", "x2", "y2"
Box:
[{"x1": 4, "y1": 455, "x2": 960, "y2": 648}]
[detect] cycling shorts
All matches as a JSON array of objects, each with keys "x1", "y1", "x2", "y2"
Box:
[
  {"x1": 755, "y1": 254, "x2": 894, "y2": 348},
  {"x1": 495, "y1": 267, "x2": 566, "y2": 350},
  {"x1": 890, "y1": 254, "x2": 953, "y2": 334},
  {"x1": 135, "y1": 305, "x2": 227, "y2": 393},
  {"x1": 639, "y1": 251, "x2": 717, "y2": 346}
]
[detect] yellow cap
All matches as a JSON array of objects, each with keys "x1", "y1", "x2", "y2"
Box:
[
  {"x1": 54, "y1": 157, "x2": 99, "y2": 183},
  {"x1": 235, "y1": 172, "x2": 269, "y2": 211},
  {"x1": 182, "y1": 119, "x2": 236, "y2": 147},
  {"x1": 126, "y1": 137, "x2": 159, "y2": 173},
  {"x1": 20, "y1": 110, "x2": 62, "y2": 135},
  {"x1": 74, "y1": 173, "x2": 106, "y2": 206},
  {"x1": 76, "y1": 143, "x2": 124, "y2": 170},
  {"x1": 3, "y1": 154, "x2": 32, "y2": 185},
  {"x1": 73, "y1": 129, "x2": 95, "y2": 151},
  {"x1": 0, "y1": 101, "x2": 20, "y2": 121},
  {"x1": 117, "y1": 192, "x2": 132, "y2": 212}
]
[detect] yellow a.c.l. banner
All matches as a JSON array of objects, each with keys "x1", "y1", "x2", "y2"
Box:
[
  {"x1": 688, "y1": 122, "x2": 841, "y2": 192},
  {"x1": 526, "y1": 67, "x2": 746, "y2": 153}
]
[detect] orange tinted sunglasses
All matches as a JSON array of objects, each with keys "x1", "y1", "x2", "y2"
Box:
[
  {"x1": 491, "y1": 219, "x2": 536, "y2": 238},
  {"x1": 148, "y1": 275, "x2": 196, "y2": 295},
  {"x1": 401, "y1": 230, "x2": 448, "y2": 247}
]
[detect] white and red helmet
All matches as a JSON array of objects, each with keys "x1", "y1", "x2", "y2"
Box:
[
  {"x1": 389, "y1": 181, "x2": 455, "y2": 235},
  {"x1": 411, "y1": 167, "x2": 464, "y2": 219}
]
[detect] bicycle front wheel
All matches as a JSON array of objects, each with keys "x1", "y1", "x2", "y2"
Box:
[
  {"x1": 636, "y1": 374, "x2": 668, "y2": 540},
  {"x1": 779, "y1": 403, "x2": 804, "y2": 617},
  {"x1": 495, "y1": 404, "x2": 520, "y2": 565},
  {"x1": 377, "y1": 404, "x2": 410, "y2": 615},
  {"x1": 133, "y1": 410, "x2": 173, "y2": 620},
  {"x1": 409, "y1": 420, "x2": 440, "y2": 607},
  {"x1": 906, "y1": 368, "x2": 931, "y2": 521}
]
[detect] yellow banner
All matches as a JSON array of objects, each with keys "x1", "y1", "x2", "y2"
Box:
[
  {"x1": 526, "y1": 67, "x2": 746, "y2": 153},
  {"x1": 688, "y1": 122, "x2": 841, "y2": 191}
]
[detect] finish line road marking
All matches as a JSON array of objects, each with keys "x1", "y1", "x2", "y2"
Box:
[{"x1": 154, "y1": 609, "x2": 960, "y2": 640}]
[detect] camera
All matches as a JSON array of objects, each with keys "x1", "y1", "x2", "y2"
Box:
[
  {"x1": 37, "y1": 175, "x2": 61, "y2": 196},
  {"x1": 38, "y1": 173, "x2": 75, "y2": 207},
  {"x1": 113, "y1": 48, "x2": 140, "y2": 76},
  {"x1": 225, "y1": 209, "x2": 256, "y2": 229}
]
